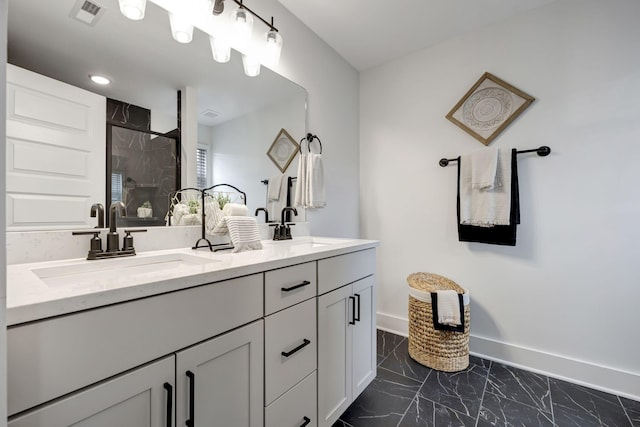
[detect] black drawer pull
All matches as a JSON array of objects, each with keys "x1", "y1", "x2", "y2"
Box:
[
  {"x1": 300, "y1": 416, "x2": 311, "y2": 427},
  {"x1": 281, "y1": 280, "x2": 311, "y2": 292},
  {"x1": 349, "y1": 296, "x2": 356, "y2": 325},
  {"x1": 354, "y1": 293, "x2": 361, "y2": 322},
  {"x1": 163, "y1": 382, "x2": 173, "y2": 427},
  {"x1": 281, "y1": 339, "x2": 311, "y2": 357},
  {"x1": 186, "y1": 371, "x2": 195, "y2": 427}
]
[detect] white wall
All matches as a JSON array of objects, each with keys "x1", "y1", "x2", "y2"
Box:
[{"x1": 361, "y1": 0, "x2": 640, "y2": 399}]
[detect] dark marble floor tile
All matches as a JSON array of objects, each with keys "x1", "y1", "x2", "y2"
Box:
[
  {"x1": 379, "y1": 339, "x2": 433, "y2": 382},
  {"x1": 478, "y1": 392, "x2": 553, "y2": 427},
  {"x1": 339, "y1": 367, "x2": 421, "y2": 427},
  {"x1": 485, "y1": 362, "x2": 551, "y2": 414},
  {"x1": 417, "y1": 360, "x2": 489, "y2": 419},
  {"x1": 397, "y1": 394, "x2": 435, "y2": 427},
  {"x1": 551, "y1": 378, "x2": 632, "y2": 427},
  {"x1": 377, "y1": 353, "x2": 385, "y2": 366},
  {"x1": 621, "y1": 396, "x2": 640, "y2": 413},
  {"x1": 331, "y1": 420, "x2": 354, "y2": 427},
  {"x1": 377, "y1": 329, "x2": 405, "y2": 357}
]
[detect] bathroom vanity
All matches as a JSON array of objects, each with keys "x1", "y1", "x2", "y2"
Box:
[{"x1": 6, "y1": 237, "x2": 378, "y2": 427}]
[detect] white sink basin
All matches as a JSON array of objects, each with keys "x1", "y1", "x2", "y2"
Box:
[{"x1": 32, "y1": 253, "x2": 215, "y2": 288}]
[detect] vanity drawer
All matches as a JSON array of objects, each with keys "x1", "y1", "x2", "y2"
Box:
[
  {"x1": 317, "y1": 248, "x2": 376, "y2": 294},
  {"x1": 264, "y1": 298, "x2": 317, "y2": 405},
  {"x1": 265, "y1": 371, "x2": 317, "y2": 427},
  {"x1": 265, "y1": 261, "x2": 316, "y2": 315},
  {"x1": 7, "y1": 274, "x2": 263, "y2": 416}
]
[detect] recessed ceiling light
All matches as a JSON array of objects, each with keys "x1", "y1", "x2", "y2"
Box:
[{"x1": 89, "y1": 75, "x2": 110, "y2": 85}]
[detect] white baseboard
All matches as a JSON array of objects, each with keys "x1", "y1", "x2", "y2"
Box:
[{"x1": 376, "y1": 312, "x2": 640, "y2": 402}]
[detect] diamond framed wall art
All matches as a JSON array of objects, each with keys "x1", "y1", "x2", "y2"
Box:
[
  {"x1": 446, "y1": 72, "x2": 534, "y2": 146},
  {"x1": 267, "y1": 128, "x2": 299, "y2": 173}
]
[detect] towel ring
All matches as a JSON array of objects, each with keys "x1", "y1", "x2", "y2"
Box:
[{"x1": 300, "y1": 133, "x2": 323, "y2": 154}]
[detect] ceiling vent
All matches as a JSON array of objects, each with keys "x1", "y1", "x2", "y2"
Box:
[
  {"x1": 70, "y1": 0, "x2": 106, "y2": 27},
  {"x1": 200, "y1": 109, "x2": 220, "y2": 120}
]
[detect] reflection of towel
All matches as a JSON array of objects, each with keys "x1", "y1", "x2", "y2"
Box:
[
  {"x1": 204, "y1": 198, "x2": 224, "y2": 234},
  {"x1": 210, "y1": 203, "x2": 248, "y2": 235},
  {"x1": 458, "y1": 149, "x2": 520, "y2": 246},
  {"x1": 471, "y1": 148, "x2": 500, "y2": 190},
  {"x1": 294, "y1": 153, "x2": 307, "y2": 208},
  {"x1": 225, "y1": 217, "x2": 263, "y2": 253},
  {"x1": 268, "y1": 175, "x2": 289, "y2": 219},
  {"x1": 222, "y1": 203, "x2": 248, "y2": 217},
  {"x1": 307, "y1": 153, "x2": 326, "y2": 208},
  {"x1": 268, "y1": 174, "x2": 284, "y2": 201},
  {"x1": 430, "y1": 292, "x2": 465, "y2": 332},
  {"x1": 460, "y1": 148, "x2": 511, "y2": 227}
]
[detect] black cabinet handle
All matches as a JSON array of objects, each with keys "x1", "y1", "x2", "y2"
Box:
[
  {"x1": 354, "y1": 293, "x2": 361, "y2": 322},
  {"x1": 163, "y1": 382, "x2": 173, "y2": 427},
  {"x1": 186, "y1": 371, "x2": 195, "y2": 427},
  {"x1": 300, "y1": 416, "x2": 311, "y2": 427},
  {"x1": 281, "y1": 280, "x2": 311, "y2": 292},
  {"x1": 281, "y1": 339, "x2": 311, "y2": 357},
  {"x1": 349, "y1": 296, "x2": 356, "y2": 325}
]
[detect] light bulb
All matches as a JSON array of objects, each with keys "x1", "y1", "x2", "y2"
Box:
[
  {"x1": 231, "y1": 7, "x2": 253, "y2": 50},
  {"x1": 169, "y1": 13, "x2": 194, "y2": 43},
  {"x1": 89, "y1": 75, "x2": 110, "y2": 85},
  {"x1": 209, "y1": 36, "x2": 231, "y2": 63},
  {"x1": 118, "y1": 0, "x2": 146, "y2": 20},
  {"x1": 242, "y1": 54, "x2": 261, "y2": 77},
  {"x1": 263, "y1": 29, "x2": 282, "y2": 68}
]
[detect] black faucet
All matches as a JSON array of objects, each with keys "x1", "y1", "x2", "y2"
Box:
[
  {"x1": 90, "y1": 203, "x2": 105, "y2": 228},
  {"x1": 255, "y1": 207, "x2": 269, "y2": 223},
  {"x1": 273, "y1": 207, "x2": 297, "y2": 240},
  {"x1": 107, "y1": 201, "x2": 126, "y2": 252}
]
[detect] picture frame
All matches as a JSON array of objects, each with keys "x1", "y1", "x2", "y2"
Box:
[
  {"x1": 446, "y1": 72, "x2": 534, "y2": 146},
  {"x1": 267, "y1": 128, "x2": 300, "y2": 173}
]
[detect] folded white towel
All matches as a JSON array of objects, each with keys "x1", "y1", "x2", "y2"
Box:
[
  {"x1": 436, "y1": 290, "x2": 461, "y2": 326},
  {"x1": 222, "y1": 203, "x2": 248, "y2": 217},
  {"x1": 460, "y1": 148, "x2": 512, "y2": 227},
  {"x1": 307, "y1": 153, "x2": 326, "y2": 208},
  {"x1": 268, "y1": 174, "x2": 284, "y2": 201},
  {"x1": 204, "y1": 197, "x2": 224, "y2": 235},
  {"x1": 225, "y1": 216, "x2": 263, "y2": 253},
  {"x1": 471, "y1": 147, "x2": 500, "y2": 190},
  {"x1": 294, "y1": 153, "x2": 307, "y2": 208}
]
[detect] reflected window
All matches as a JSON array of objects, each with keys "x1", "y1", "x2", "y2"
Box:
[
  {"x1": 111, "y1": 172, "x2": 123, "y2": 203},
  {"x1": 197, "y1": 146, "x2": 208, "y2": 188}
]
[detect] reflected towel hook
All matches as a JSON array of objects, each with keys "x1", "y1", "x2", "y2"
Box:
[
  {"x1": 300, "y1": 133, "x2": 322, "y2": 154},
  {"x1": 439, "y1": 146, "x2": 551, "y2": 167}
]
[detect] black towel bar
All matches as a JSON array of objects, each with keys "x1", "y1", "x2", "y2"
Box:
[{"x1": 439, "y1": 146, "x2": 551, "y2": 167}]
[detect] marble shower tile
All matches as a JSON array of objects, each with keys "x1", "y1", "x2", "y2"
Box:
[
  {"x1": 377, "y1": 329, "x2": 405, "y2": 358},
  {"x1": 379, "y1": 339, "x2": 433, "y2": 382},
  {"x1": 551, "y1": 378, "x2": 632, "y2": 427},
  {"x1": 417, "y1": 358, "x2": 489, "y2": 419},
  {"x1": 477, "y1": 392, "x2": 553, "y2": 427},
  {"x1": 620, "y1": 397, "x2": 640, "y2": 426},
  {"x1": 485, "y1": 362, "x2": 551, "y2": 413},
  {"x1": 338, "y1": 367, "x2": 420, "y2": 427}
]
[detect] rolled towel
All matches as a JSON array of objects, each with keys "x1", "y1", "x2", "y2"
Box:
[
  {"x1": 436, "y1": 290, "x2": 461, "y2": 326},
  {"x1": 222, "y1": 203, "x2": 248, "y2": 217}
]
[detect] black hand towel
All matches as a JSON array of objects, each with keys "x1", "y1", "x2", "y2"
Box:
[{"x1": 457, "y1": 148, "x2": 520, "y2": 246}]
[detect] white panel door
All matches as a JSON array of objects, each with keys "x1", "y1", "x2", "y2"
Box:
[
  {"x1": 8, "y1": 356, "x2": 174, "y2": 427},
  {"x1": 176, "y1": 320, "x2": 264, "y2": 427},
  {"x1": 351, "y1": 275, "x2": 377, "y2": 398},
  {"x1": 6, "y1": 64, "x2": 105, "y2": 230},
  {"x1": 317, "y1": 284, "x2": 353, "y2": 427}
]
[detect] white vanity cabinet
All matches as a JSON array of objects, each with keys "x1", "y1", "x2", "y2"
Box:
[{"x1": 317, "y1": 249, "x2": 377, "y2": 427}]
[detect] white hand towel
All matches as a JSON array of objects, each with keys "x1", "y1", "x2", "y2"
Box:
[
  {"x1": 268, "y1": 174, "x2": 284, "y2": 201},
  {"x1": 222, "y1": 203, "x2": 248, "y2": 217},
  {"x1": 267, "y1": 175, "x2": 289, "y2": 219},
  {"x1": 471, "y1": 147, "x2": 500, "y2": 190},
  {"x1": 307, "y1": 153, "x2": 326, "y2": 208},
  {"x1": 459, "y1": 148, "x2": 512, "y2": 227},
  {"x1": 436, "y1": 290, "x2": 461, "y2": 326},
  {"x1": 225, "y1": 216, "x2": 263, "y2": 253},
  {"x1": 294, "y1": 153, "x2": 307, "y2": 208}
]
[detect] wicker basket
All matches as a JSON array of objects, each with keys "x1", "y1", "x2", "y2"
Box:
[{"x1": 407, "y1": 272, "x2": 470, "y2": 372}]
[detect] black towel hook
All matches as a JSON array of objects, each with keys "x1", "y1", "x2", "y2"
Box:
[
  {"x1": 300, "y1": 133, "x2": 323, "y2": 154},
  {"x1": 439, "y1": 145, "x2": 551, "y2": 167}
]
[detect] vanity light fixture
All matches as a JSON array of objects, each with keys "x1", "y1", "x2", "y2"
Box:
[
  {"x1": 209, "y1": 35, "x2": 231, "y2": 63},
  {"x1": 89, "y1": 75, "x2": 110, "y2": 85},
  {"x1": 169, "y1": 12, "x2": 194, "y2": 43},
  {"x1": 242, "y1": 53, "x2": 261, "y2": 77},
  {"x1": 118, "y1": 0, "x2": 147, "y2": 20},
  {"x1": 263, "y1": 26, "x2": 282, "y2": 68},
  {"x1": 230, "y1": 3, "x2": 254, "y2": 50}
]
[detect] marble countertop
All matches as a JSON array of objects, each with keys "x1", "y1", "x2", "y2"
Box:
[{"x1": 7, "y1": 236, "x2": 378, "y2": 326}]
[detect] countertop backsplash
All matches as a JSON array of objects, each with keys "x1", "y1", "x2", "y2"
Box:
[{"x1": 7, "y1": 222, "x2": 311, "y2": 265}]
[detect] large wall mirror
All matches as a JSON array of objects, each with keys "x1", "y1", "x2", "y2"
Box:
[{"x1": 6, "y1": 0, "x2": 307, "y2": 231}]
